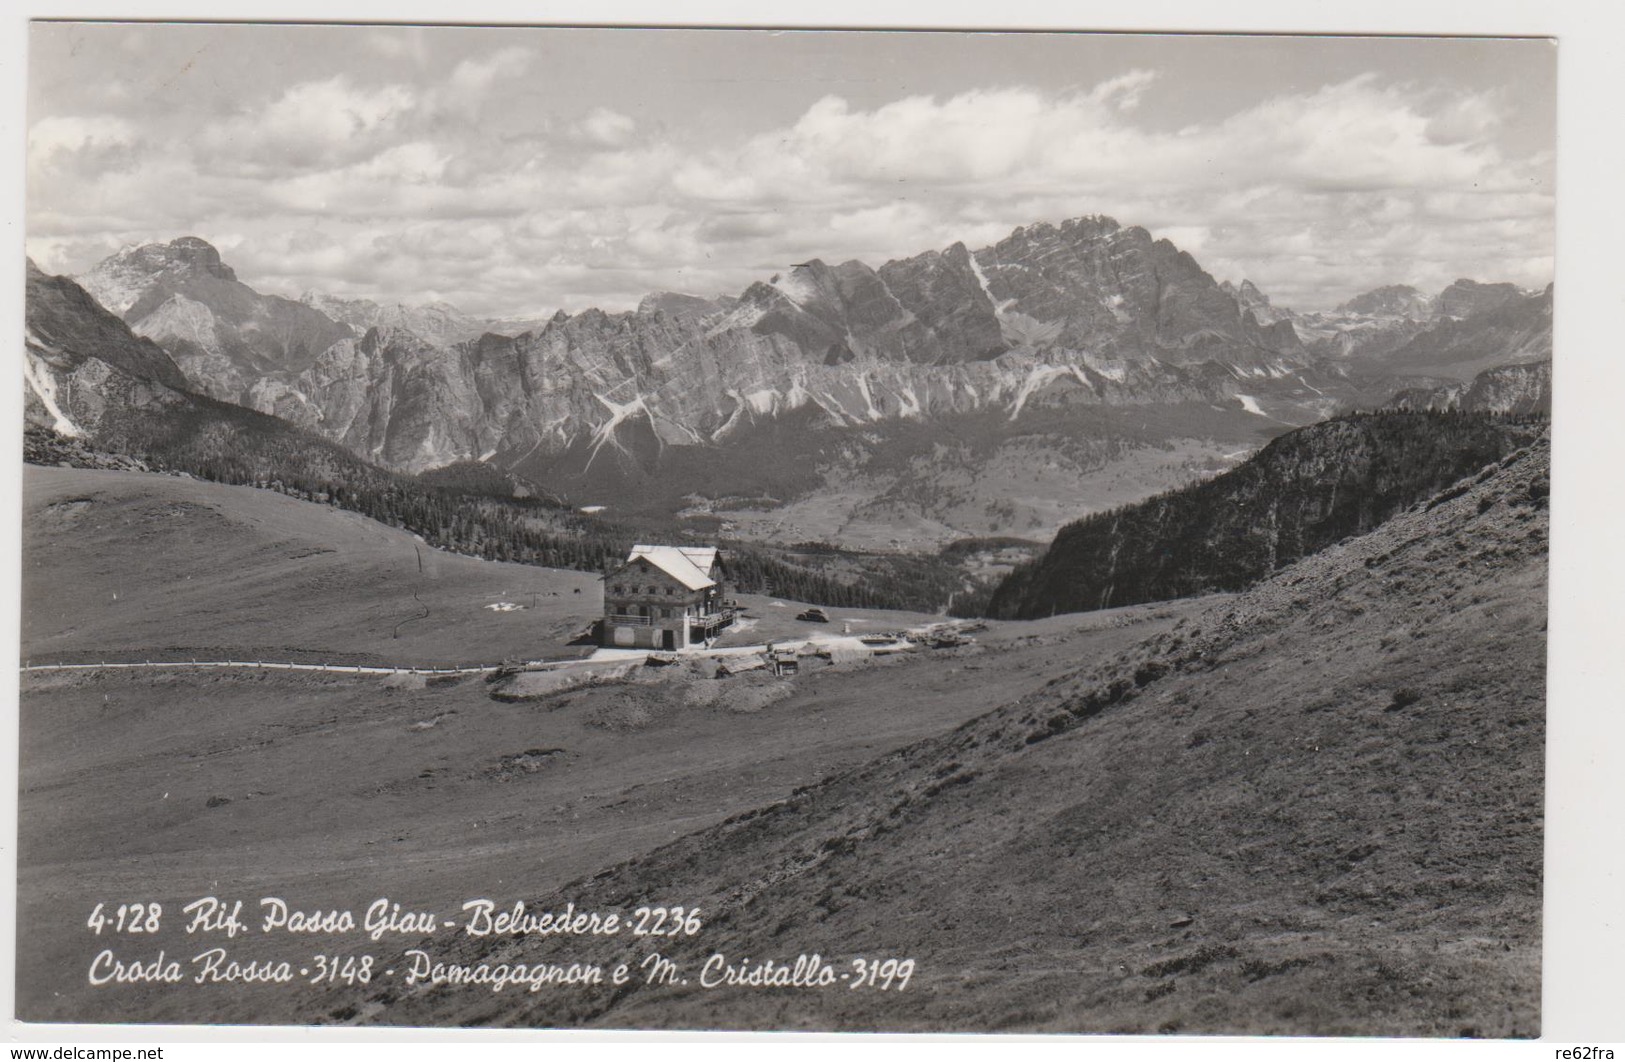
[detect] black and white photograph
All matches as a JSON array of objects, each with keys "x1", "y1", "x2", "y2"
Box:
[{"x1": 11, "y1": 8, "x2": 1603, "y2": 1044}]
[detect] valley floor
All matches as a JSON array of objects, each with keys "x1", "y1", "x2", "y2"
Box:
[{"x1": 705, "y1": 436, "x2": 1253, "y2": 552}]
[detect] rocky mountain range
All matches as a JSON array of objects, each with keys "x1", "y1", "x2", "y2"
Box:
[
  {"x1": 1290, "y1": 278, "x2": 1551, "y2": 371},
  {"x1": 36, "y1": 215, "x2": 1552, "y2": 536},
  {"x1": 67, "y1": 219, "x2": 1346, "y2": 474},
  {"x1": 23, "y1": 258, "x2": 413, "y2": 498},
  {"x1": 1362, "y1": 285, "x2": 1552, "y2": 380},
  {"x1": 297, "y1": 291, "x2": 554, "y2": 350}
]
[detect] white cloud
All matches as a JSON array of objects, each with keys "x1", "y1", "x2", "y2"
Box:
[
  {"x1": 1089, "y1": 69, "x2": 1158, "y2": 111},
  {"x1": 1425, "y1": 89, "x2": 1504, "y2": 145},
  {"x1": 643, "y1": 77, "x2": 1551, "y2": 309},
  {"x1": 575, "y1": 108, "x2": 637, "y2": 149},
  {"x1": 27, "y1": 115, "x2": 136, "y2": 169},
  {"x1": 448, "y1": 47, "x2": 532, "y2": 95},
  {"x1": 27, "y1": 65, "x2": 1553, "y2": 316},
  {"x1": 199, "y1": 77, "x2": 417, "y2": 176}
]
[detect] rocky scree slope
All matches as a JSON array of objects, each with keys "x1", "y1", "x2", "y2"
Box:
[{"x1": 344, "y1": 433, "x2": 1547, "y2": 1035}]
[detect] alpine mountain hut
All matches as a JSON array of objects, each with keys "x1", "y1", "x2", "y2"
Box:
[{"x1": 601, "y1": 545, "x2": 731, "y2": 650}]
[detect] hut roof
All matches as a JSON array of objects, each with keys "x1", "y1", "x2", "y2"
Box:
[{"x1": 626, "y1": 544, "x2": 718, "y2": 591}]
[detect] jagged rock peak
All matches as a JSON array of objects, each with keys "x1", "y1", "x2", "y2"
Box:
[
  {"x1": 1057, "y1": 214, "x2": 1123, "y2": 239},
  {"x1": 76, "y1": 236, "x2": 240, "y2": 315},
  {"x1": 1222, "y1": 278, "x2": 1295, "y2": 325},
  {"x1": 163, "y1": 237, "x2": 236, "y2": 280},
  {"x1": 1222, "y1": 279, "x2": 1274, "y2": 303},
  {"x1": 96, "y1": 236, "x2": 238, "y2": 282},
  {"x1": 1436, "y1": 279, "x2": 1522, "y2": 320}
]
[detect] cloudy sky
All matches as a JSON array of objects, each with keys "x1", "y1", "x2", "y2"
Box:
[{"x1": 26, "y1": 23, "x2": 1555, "y2": 316}]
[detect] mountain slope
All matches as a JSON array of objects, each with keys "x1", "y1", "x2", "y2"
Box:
[
  {"x1": 1376, "y1": 285, "x2": 1552, "y2": 380},
  {"x1": 28, "y1": 243, "x2": 1309, "y2": 547},
  {"x1": 1297, "y1": 280, "x2": 1551, "y2": 380},
  {"x1": 1292, "y1": 278, "x2": 1550, "y2": 375},
  {"x1": 21, "y1": 466, "x2": 601, "y2": 667},
  {"x1": 983, "y1": 411, "x2": 1544, "y2": 619},
  {"x1": 352, "y1": 432, "x2": 1547, "y2": 1034},
  {"x1": 25, "y1": 261, "x2": 419, "y2": 494},
  {"x1": 1391, "y1": 361, "x2": 1552, "y2": 415},
  {"x1": 25, "y1": 259, "x2": 189, "y2": 393},
  {"x1": 25, "y1": 258, "x2": 203, "y2": 444}
]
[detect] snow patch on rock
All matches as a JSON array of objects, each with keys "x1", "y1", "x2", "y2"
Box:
[{"x1": 22, "y1": 342, "x2": 83, "y2": 437}]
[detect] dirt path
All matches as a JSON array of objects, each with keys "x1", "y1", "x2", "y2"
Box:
[
  {"x1": 20, "y1": 660, "x2": 501, "y2": 675},
  {"x1": 18, "y1": 626, "x2": 933, "y2": 677}
]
